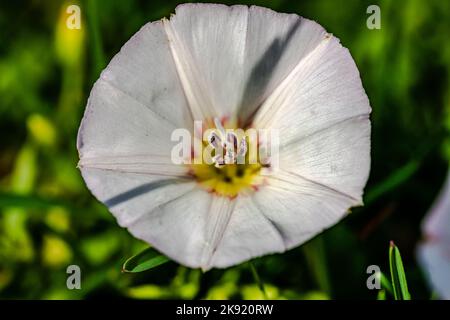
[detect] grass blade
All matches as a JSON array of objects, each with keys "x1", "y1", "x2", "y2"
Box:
[
  {"x1": 122, "y1": 247, "x2": 170, "y2": 273},
  {"x1": 86, "y1": 0, "x2": 106, "y2": 77},
  {"x1": 249, "y1": 261, "x2": 267, "y2": 299},
  {"x1": 378, "y1": 271, "x2": 394, "y2": 295},
  {"x1": 389, "y1": 241, "x2": 411, "y2": 300},
  {"x1": 365, "y1": 160, "x2": 419, "y2": 205},
  {"x1": 377, "y1": 289, "x2": 386, "y2": 300},
  {"x1": 302, "y1": 236, "x2": 331, "y2": 296}
]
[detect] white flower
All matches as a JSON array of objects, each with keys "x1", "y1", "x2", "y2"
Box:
[
  {"x1": 418, "y1": 170, "x2": 450, "y2": 299},
  {"x1": 77, "y1": 4, "x2": 371, "y2": 270}
]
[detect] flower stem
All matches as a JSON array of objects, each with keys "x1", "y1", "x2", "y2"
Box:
[
  {"x1": 302, "y1": 236, "x2": 332, "y2": 297},
  {"x1": 249, "y1": 261, "x2": 268, "y2": 299}
]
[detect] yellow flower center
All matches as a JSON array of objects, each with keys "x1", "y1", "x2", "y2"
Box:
[
  {"x1": 188, "y1": 118, "x2": 265, "y2": 198},
  {"x1": 191, "y1": 163, "x2": 263, "y2": 198}
]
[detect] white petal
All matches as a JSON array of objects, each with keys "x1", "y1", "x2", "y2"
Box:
[
  {"x1": 163, "y1": 4, "x2": 247, "y2": 120},
  {"x1": 77, "y1": 20, "x2": 196, "y2": 239},
  {"x1": 80, "y1": 168, "x2": 196, "y2": 227},
  {"x1": 78, "y1": 76, "x2": 185, "y2": 169},
  {"x1": 126, "y1": 188, "x2": 213, "y2": 268},
  {"x1": 422, "y1": 171, "x2": 450, "y2": 241},
  {"x1": 82, "y1": 167, "x2": 224, "y2": 270},
  {"x1": 239, "y1": 6, "x2": 329, "y2": 123},
  {"x1": 418, "y1": 241, "x2": 450, "y2": 300},
  {"x1": 276, "y1": 115, "x2": 371, "y2": 203},
  {"x1": 253, "y1": 35, "x2": 371, "y2": 143},
  {"x1": 208, "y1": 195, "x2": 285, "y2": 269},
  {"x1": 252, "y1": 170, "x2": 359, "y2": 249},
  {"x1": 209, "y1": 167, "x2": 359, "y2": 269},
  {"x1": 99, "y1": 20, "x2": 192, "y2": 128},
  {"x1": 200, "y1": 196, "x2": 236, "y2": 269},
  {"x1": 250, "y1": 30, "x2": 371, "y2": 204},
  {"x1": 127, "y1": 193, "x2": 237, "y2": 270},
  {"x1": 78, "y1": 77, "x2": 189, "y2": 179},
  {"x1": 78, "y1": 154, "x2": 187, "y2": 177},
  {"x1": 418, "y1": 170, "x2": 450, "y2": 299},
  {"x1": 166, "y1": 4, "x2": 329, "y2": 120}
]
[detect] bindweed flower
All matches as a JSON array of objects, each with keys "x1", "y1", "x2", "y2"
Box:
[
  {"x1": 77, "y1": 4, "x2": 371, "y2": 270},
  {"x1": 418, "y1": 170, "x2": 450, "y2": 299}
]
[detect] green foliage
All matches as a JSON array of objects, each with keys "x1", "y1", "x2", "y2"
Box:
[{"x1": 0, "y1": 0, "x2": 448, "y2": 299}]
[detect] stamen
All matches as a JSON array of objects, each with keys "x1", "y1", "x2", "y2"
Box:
[
  {"x1": 237, "y1": 138, "x2": 247, "y2": 157},
  {"x1": 214, "y1": 117, "x2": 226, "y2": 136},
  {"x1": 210, "y1": 118, "x2": 248, "y2": 167},
  {"x1": 208, "y1": 132, "x2": 222, "y2": 149},
  {"x1": 192, "y1": 118, "x2": 261, "y2": 197},
  {"x1": 212, "y1": 154, "x2": 225, "y2": 168}
]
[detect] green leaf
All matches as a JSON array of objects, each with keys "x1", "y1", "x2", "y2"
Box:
[
  {"x1": 365, "y1": 160, "x2": 419, "y2": 205},
  {"x1": 0, "y1": 192, "x2": 68, "y2": 209},
  {"x1": 248, "y1": 261, "x2": 267, "y2": 299},
  {"x1": 302, "y1": 236, "x2": 331, "y2": 296},
  {"x1": 377, "y1": 289, "x2": 387, "y2": 300},
  {"x1": 122, "y1": 247, "x2": 170, "y2": 273},
  {"x1": 378, "y1": 271, "x2": 393, "y2": 295},
  {"x1": 389, "y1": 241, "x2": 411, "y2": 300}
]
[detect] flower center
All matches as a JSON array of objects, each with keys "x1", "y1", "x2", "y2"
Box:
[{"x1": 189, "y1": 118, "x2": 264, "y2": 198}]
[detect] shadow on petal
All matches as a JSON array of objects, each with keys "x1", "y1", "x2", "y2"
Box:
[
  {"x1": 238, "y1": 18, "x2": 302, "y2": 127},
  {"x1": 104, "y1": 178, "x2": 187, "y2": 207}
]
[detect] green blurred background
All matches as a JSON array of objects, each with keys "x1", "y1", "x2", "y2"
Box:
[{"x1": 0, "y1": 0, "x2": 449, "y2": 299}]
